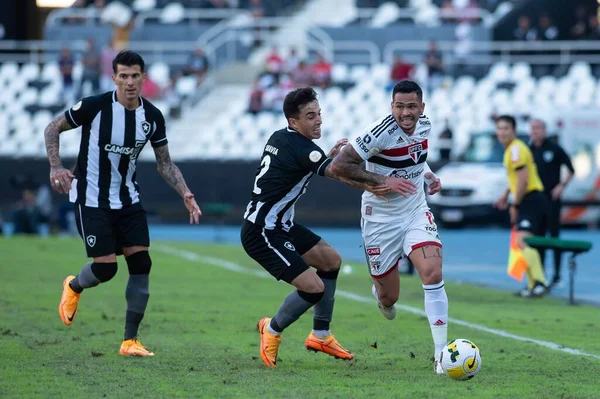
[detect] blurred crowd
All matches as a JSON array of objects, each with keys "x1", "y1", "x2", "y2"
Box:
[
  {"x1": 514, "y1": 6, "x2": 600, "y2": 42},
  {"x1": 248, "y1": 47, "x2": 332, "y2": 113}
]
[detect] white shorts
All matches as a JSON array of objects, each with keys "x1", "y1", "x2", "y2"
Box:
[{"x1": 361, "y1": 210, "x2": 442, "y2": 279}]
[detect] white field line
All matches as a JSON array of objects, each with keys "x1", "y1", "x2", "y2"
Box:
[{"x1": 155, "y1": 245, "x2": 600, "y2": 361}]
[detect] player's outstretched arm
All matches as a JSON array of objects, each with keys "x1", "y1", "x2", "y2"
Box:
[
  {"x1": 44, "y1": 114, "x2": 75, "y2": 194},
  {"x1": 154, "y1": 144, "x2": 202, "y2": 224},
  {"x1": 326, "y1": 144, "x2": 417, "y2": 197}
]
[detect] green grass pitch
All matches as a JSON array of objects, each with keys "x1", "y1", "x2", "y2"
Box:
[{"x1": 1, "y1": 237, "x2": 599, "y2": 398}]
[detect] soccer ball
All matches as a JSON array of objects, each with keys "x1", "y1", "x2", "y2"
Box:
[{"x1": 440, "y1": 339, "x2": 482, "y2": 380}]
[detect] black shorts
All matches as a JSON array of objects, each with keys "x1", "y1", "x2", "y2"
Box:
[
  {"x1": 240, "y1": 221, "x2": 322, "y2": 284},
  {"x1": 516, "y1": 191, "x2": 548, "y2": 236},
  {"x1": 74, "y1": 202, "x2": 150, "y2": 258}
]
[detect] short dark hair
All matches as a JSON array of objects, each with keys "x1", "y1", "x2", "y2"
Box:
[
  {"x1": 283, "y1": 87, "x2": 318, "y2": 120},
  {"x1": 392, "y1": 80, "x2": 423, "y2": 101},
  {"x1": 112, "y1": 51, "x2": 145, "y2": 74},
  {"x1": 497, "y1": 114, "x2": 516, "y2": 130}
]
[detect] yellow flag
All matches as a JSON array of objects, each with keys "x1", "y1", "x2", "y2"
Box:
[{"x1": 507, "y1": 228, "x2": 528, "y2": 281}]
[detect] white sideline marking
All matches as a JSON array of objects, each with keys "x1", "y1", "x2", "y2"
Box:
[{"x1": 156, "y1": 245, "x2": 600, "y2": 361}]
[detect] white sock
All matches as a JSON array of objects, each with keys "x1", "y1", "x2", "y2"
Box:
[
  {"x1": 312, "y1": 329, "x2": 331, "y2": 338},
  {"x1": 267, "y1": 324, "x2": 281, "y2": 336},
  {"x1": 423, "y1": 280, "x2": 448, "y2": 358}
]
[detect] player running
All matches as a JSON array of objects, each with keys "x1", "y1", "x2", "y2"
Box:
[
  {"x1": 45, "y1": 51, "x2": 201, "y2": 356},
  {"x1": 329, "y1": 80, "x2": 448, "y2": 374},
  {"x1": 241, "y1": 87, "x2": 414, "y2": 367}
]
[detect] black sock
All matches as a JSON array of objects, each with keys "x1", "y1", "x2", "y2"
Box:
[{"x1": 124, "y1": 311, "x2": 144, "y2": 340}]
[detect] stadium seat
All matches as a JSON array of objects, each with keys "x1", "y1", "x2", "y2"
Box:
[
  {"x1": 20, "y1": 63, "x2": 40, "y2": 82},
  {"x1": 331, "y1": 63, "x2": 349, "y2": 83},
  {"x1": 160, "y1": 2, "x2": 185, "y2": 24},
  {"x1": 174, "y1": 76, "x2": 197, "y2": 97},
  {"x1": 147, "y1": 62, "x2": 171, "y2": 89},
  {"x1": 41, "y1": 62, "x2": 62, "y2": 82}
]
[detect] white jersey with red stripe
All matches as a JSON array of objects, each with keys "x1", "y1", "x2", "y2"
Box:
[{"x1": 349, "y1": 113, "x2": 432, "y2": 222}]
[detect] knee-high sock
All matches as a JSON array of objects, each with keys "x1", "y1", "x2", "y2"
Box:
[
  {"x1": 125, "y1": 274, "x2": 150, "y2": 340},
  {"x1": 269, "y1": 290, "x2": 323, "y2": 334},
  {"x1": 70, "y1": 262, "x2": 119, "y2": 293},
  {"x1": 312, "y1": 269, "x2": 339, "y2": 335},
  {"x1": 423, "y1": 280, "x2": 448, "y2": 359},
  {"x1": 522, "y1": 247, "x2": 547, "y2": 289}
]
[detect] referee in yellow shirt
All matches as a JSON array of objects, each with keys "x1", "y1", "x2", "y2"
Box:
[{"x1": 493, "y1": 115, "x2": 549, "y2": 297}]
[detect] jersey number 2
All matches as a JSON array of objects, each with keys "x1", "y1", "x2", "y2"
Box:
[{"x1": 252, "y1": 155, "x2": 271, "y2": 194}]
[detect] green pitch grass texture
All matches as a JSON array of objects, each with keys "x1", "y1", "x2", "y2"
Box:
[{"x1": 1, "y1": 237, "x2": 599, "y2": 398}]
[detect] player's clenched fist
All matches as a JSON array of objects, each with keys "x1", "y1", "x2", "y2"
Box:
[{"x1": 384, "y1": 176, "x2": 417, "y2": 197}]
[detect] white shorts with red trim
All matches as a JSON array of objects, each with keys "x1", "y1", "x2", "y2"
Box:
[{"x1": 361, "y1": 209, "x2": 442, "y2": 279}]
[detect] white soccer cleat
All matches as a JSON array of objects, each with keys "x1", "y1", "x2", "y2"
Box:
[
  {"x1": 434, "y1": 358, "x2": 445, "y2": 375},
  {"x1": 371, "y1": 284, "x2": 396, "y2": 320}
]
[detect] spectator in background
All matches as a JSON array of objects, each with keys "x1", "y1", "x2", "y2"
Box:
[
  {"x1": 78, "y1": 38, "x2": 101, "y2": 99},
  {"x1": 440, "y1": 0, "x2": 455, "y2": 23},
  {"x1": 588, "y1": 14, "x2": 600, "y2": 40},
  {"x1": 250, "y1": 0, "x2": 265, "y2": 47},
  {"x1": 100, "y1": 41, "x2": 119, "y2": 92},
  {"x1": 185, "y1": 48, "x2": 210, "y2": 83},
  {"x1": 311, "y1": 54, "x2": 332, "y2": 89},
  {"x1": 248, "y1": 82, "x2": 263, "y2": 114},
  {"x1": 59, "y1": 47, "x2": 75, "y2": 105},
  {"x1": 424, "y1": 41, "x2": 444, "y2": 92},
  {"x1": 537, "y1": 13, "x2": 558, "y2": 41},
  {"x1": 514, "y1": 15, "x2": 537, "y2": 41},
  {"x1": 291, "y1": 61, "x2": 313, "y2": 87},
  {"x1": 284, "y1": 47, "x2": 301, "y2": 74},
  {"x1": 438, "y1": 123, "x2": 453, "y2": 162},
  {"x1": 389, "y1": 56, "x2": 414, "y2": 90},
  {"x1": 141, "y1": 75, "x2": 161, "y2": 100},
  {"x1": 265, "y1": 46, "x2": 284, "y2": 74},
  {"x1": 10, "y1": 175, "x2": 50, "y2": 235},
  {"x1": 570, "y1": 6, "x2": 589, "y2": 40}
]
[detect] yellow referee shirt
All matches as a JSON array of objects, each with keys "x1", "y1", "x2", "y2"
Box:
[{"x1": 503, "y1": 138, "x2": 544, "y2": 197}]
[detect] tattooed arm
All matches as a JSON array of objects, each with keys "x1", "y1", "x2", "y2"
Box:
[
  {"x1": 154, "y1": 144, "x2": 202, "y2": 223},
  {"x1": 325, "y1": 144, "x2": 416, "y2": 197},
  {"x1": 44, "y1": 114, "x2": 76, "y2": 194}
]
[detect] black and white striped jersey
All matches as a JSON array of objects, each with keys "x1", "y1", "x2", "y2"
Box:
[
  {"x1": 65, "y1": 91, "x2": 168, "y2": 209},
  {"x1": 243, "y1": 127, "x2": 332, "y2": 231}
]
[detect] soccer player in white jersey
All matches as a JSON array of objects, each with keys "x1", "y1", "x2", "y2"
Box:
[{"x1": 329, "y1": 80, "x2": 447, "y2": 374}]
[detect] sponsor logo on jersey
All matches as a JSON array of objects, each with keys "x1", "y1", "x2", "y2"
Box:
[
  {"x1": 104, "y1": 140, "x2": 146, "y2": 160},
  {"x1": 366, "y1": 246, "x2": 381, "y2": 256},
  {"x1": 408, "y1": 143, "x2": 423, "y2": 163},
  {"x1": 365, "y1": 206, "x2": 372, "y2": 215},
  {"x1": 387, "y1": 125, "x2": 398, "y2": 134},
  {"x1": 72, "y1": 101, "x2": 82, "y2": 111},
  {"x1": 86, "y1": 235, "x2": 96, "y2": 247},
  {"x1": 355, "y1": 135, "x2": 370, "y2": 153},
  {"x1": 265, "y1": 145, "x2": 279, "y2": 156},
  {"x1": 141, "y1": 121, "x2": 151, "y2": 135},
  {"x1": 390, "y1": 169, "x2": 423, "y2": 179}
]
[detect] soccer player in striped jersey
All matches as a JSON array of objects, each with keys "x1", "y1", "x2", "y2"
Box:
[
  {"x1": 330, "y1": 80, "x2": 448, "y2": 374},
  {"x1": 44, "y1": 51, "x2": 201, "y2": 356},
  {"x1": 242, "y1": 87, "x2": 415, "y2": 367}
]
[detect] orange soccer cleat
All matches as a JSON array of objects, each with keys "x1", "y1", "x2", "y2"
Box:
[
  {"x1": 119, "y1": 339, "x2": 155, "y2": 356},
  {"x1": 305, "y1": 332, "x2": 354, "y2": 360},
  {"x1": 257, "y1": 317, "x2": 281, "y2": 368},
  {"x1": 59, "y1": 276, "x2": 81, "y2": 326}
]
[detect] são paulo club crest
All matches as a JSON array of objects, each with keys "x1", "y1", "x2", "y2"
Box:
[{"x1": 408, "y1": 143, "x2": 423, "y2": 163}]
